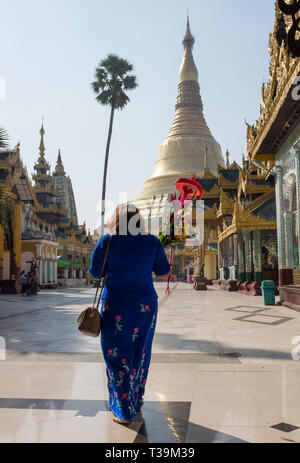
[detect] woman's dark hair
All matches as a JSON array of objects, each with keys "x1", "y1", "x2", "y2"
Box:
[{"x1": 108, "y1": 203, "x2": 145, "y2": 235}]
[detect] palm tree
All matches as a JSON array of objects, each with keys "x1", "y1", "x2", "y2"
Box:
[{"x1": 91, "y1": 54, "x2": 138, "y2": 235}]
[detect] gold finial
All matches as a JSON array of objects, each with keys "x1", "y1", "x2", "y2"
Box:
[
  {"x1": 39, "y1": 119, "x2": 45, "y2": 157},
  {"x1": 226, "y1": 149, "x2": 230, "y2": 169},
  {"x1": 179, "y1": 15, "x2": 198, "y2": 84},
  {"x1": 183, "y1": 13, "x2": 195, "y2": 48},
  {"x1": 242, "y1": 153, "x2": 246, "y2": 169},
  {"x1": 55, "y1": 149, "x2": 65, "y2": 176}
]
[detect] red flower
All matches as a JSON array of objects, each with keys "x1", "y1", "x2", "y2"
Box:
[
  {"x1": 115, "y1": 392, "x2": 118, "y2": 397},
  {"x1": 143, "y1": 379, "x2": 146, "y2": 384},
  {"x1": 105, "y1": 304, "x2": 109, "y2": 311},
  {"x1": 122, "y1": 393, "x2": 128, "y2": 399},
  {"x1": 175, "y1": 177, "x2": 204, "y2": 201},
  {"x1": 133, "y1": 369, "x2": 137, "y2": 375},
  {"x1": 134, "y1": 328, "x2": 139, "y2": 333},
  {"x1": 115, "y1": 315, "x2": 121, "y2": 321},
  {"x1": 152, "y1": 315, "x2": 155, "y2": 320},
  {"x1": 141, "y1": 368, "x2": 145, "y2": 373},
  {"x1": 145, "y1": 305, "x2": 149, "y2": 311},
  {"x1": 108, "y1": 349, "x2": 113, "y2": 355},
  {"x1": 142, "y1": 353, "x2": 146, "y2": 358},
  {"x1": 130, "y1": 374, "x2": 134, "y2": 380},
  {"x1": 121, "y1": 358, "x2": 127, "y2": 364},
  {"x1": 119, "y1": 371, "x2": 125, "y2": 377},
  {"x1": 107, "y1": 369, "x2": 111, "y2": 375}
]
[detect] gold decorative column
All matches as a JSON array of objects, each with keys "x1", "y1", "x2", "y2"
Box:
[{"x1": 13, "y1": 201, "x2": 22, "y2": 270}]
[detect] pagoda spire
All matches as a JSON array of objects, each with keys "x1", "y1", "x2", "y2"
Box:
[
  {"x1": 179, "y1": 16, "x2": 198, "y2": 84},
  {"x1": 34, "y1": 121, "x2": 50, "y2": 174},
  {"x1": 134, "y1": 18, "x2": 224, "y2": 202},
  {"x1": 54, "y1": 149, "x2": 66, "y2": 176},
  {"x1": 39, "y1": 121, "x2": 46, "y2": 158}
]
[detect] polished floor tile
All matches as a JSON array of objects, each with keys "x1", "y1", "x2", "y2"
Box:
[{"x1": 0, "y1": 283, "x2": 300, "y2": 443}]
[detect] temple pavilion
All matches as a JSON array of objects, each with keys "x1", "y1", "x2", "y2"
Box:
[
  {"x1": 0, "y1": 124, "x2": 93, "y2": 293},
  {"x1": 247, "y1": 3, "x2": 300, "y2": 308}
]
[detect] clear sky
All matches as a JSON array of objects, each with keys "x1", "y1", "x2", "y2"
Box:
[{"x1": 1, "y1": 0, "x2": 276, "y2": 231}]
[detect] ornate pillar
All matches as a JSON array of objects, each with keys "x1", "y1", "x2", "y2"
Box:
[
  {"x1": 284, "y1": 212, "x2": 293, "y2": 269},
  {"x1": 238, "y1": 232, "x2": 245, "y2": 282},
  {"x1": 275, "y1": 165, "x2": 287, "y2": 286},
  {"x1": 217, "y1": 242, "x2": 222, "y2": 279},
  {"x1": 233, "y1": 234, "x2": 238, "y2": 279},
  {"x1": 253, "y1": 230, "x2": 262, "y2": 282},
  {"x1": 50, "y1": 261, "x2": 54, "y2": 283},
  {"x1": 223, "y1": 239, "x2": 229, "y2": 280},
  {"x1": 44, "y1": 261, "x2": 47, "y2": 284},
  {"x1": 218, "y1": 242, "x2": 222, "y2": 270},
  {"x1": 245, "y1": 231, "x2": 253, "y2": 281},
  {"x1": 40, "y1": 260, "x2": 43, "y2": 284},
  {"x1": 54, "y1": 262, "x2": 57, "y2": 284},
  {"x1": 13, "y1": 201, "x2": 22, "y2": 270},
  {"x1": 294, "y1": 142, "x2": 300, "y2": 269},
  {"x1": 39, "y1": 258, "x2": 43, "y2": 286},
  {"x1": 228, "y1": 235, "x2": 233, "y2": 267},
  {"x1": 228, "y1": 235, "x2": 235, "y2": 279}
]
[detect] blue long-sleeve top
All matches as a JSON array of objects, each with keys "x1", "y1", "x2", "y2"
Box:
[{"x1": 89, "y1": 233, "x2": 170, "y2": 304}]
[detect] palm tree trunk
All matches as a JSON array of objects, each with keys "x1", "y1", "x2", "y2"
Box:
[{"x1": 100, "y1": 103, "x2": 115, "y2": 236}]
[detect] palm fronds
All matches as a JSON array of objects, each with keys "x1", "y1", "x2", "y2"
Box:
[
  {"x1": 0, "y1": 126, "x2": 9, "y2": 149},
  {"x1": 91, "y1": 54, "x2": 138, "y2": 110}
]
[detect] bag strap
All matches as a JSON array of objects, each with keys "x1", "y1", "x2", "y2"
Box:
[{"x1": 92, "y1": 236, "x2": 111, "y2": 310}]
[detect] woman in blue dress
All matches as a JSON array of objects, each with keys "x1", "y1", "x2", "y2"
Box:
[{"x1": 89, "y1": 204, "x2": 170, "y2": 424}]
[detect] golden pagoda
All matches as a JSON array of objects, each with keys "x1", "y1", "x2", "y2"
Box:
[
  {"x1": 135, "y1": 18, "x2": 224, "y2": 205},
  {"x1": 32, "y1": 124, "x2": 68, "y2": 223}
]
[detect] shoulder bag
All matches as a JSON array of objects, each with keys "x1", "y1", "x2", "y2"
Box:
[{"x1": 77, "y1": 236, "x2": 111, "y2": 337}]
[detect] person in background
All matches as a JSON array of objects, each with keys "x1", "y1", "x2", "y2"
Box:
[
  {"x1": 26, "y1": 272, "x2": 34, "y2": 295},
  {"x1": 89, "y1": 204, "x2": 170, "y2": 425},
  {"x1": 20, "y1": 271, "x2": 27, "y2": 296}
]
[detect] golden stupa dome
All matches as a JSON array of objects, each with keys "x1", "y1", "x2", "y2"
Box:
[{"x1": 134, "y1": 18, "x2": 224, "y2": 204}]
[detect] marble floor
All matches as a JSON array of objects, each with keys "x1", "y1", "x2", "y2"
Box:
[{"x1": 0, "y1": 283, "x2": 300, "y2": 443}]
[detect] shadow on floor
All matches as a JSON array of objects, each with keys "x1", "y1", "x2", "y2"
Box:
[{"x1": 0, "y1": 397, "x2": 248, "y2": 443}]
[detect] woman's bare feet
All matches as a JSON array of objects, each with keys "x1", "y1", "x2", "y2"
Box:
[{"x1": 113, "y1": 415, "x2": 131, "y2": 425}]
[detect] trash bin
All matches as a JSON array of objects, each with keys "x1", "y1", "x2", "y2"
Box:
[{"x1": 261, "y1": 280, "x2": 276, "y2": 306}]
